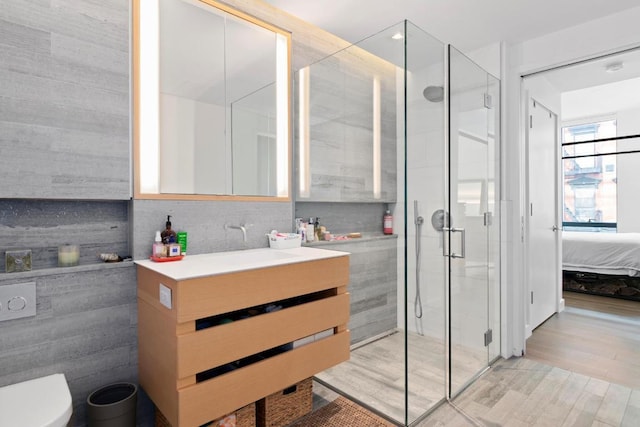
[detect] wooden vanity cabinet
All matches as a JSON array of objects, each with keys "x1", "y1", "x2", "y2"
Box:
[{"x1": 137, "y1": 254, "x2": 350, "y2": 427}]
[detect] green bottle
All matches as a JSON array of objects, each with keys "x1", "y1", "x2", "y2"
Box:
[{"x1": 177, "y1": 231, "x2": 187, "y2": 255}]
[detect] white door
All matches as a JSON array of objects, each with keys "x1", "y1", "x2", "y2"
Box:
[{"x1": 527, "y1": 98, "x2": 560, "y2": 331}]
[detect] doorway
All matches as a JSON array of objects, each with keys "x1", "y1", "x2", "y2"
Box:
[{"x1": 522, "y1": 47, "x2": 640, "y2": 353}]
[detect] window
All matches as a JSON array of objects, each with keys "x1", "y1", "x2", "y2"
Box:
[{"x1": 562, "y1": 119, "x2": 617, "y2": 232}]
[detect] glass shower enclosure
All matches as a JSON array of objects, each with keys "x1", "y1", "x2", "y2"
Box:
[{"x1": 297, "y1": 21, "x2": 501, "y2": 426}]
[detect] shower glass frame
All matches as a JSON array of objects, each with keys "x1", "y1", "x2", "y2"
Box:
[{"x1": 295, "y1": 20, "x2": 501, "y2": 426}]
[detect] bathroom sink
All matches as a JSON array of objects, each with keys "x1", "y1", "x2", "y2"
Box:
[
  {"x1": 135, "y1": 246, "x2": 348, "y2": 280},
  {"x1": 211, "y1": 249, "x2": 300, "y2": 265}
]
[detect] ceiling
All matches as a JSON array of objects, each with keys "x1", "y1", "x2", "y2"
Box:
[
  {"x1": 264, "y1": 0, "x2": 640, "y2": 52},
  {"x1": 266, "y1": 0, "x2": 640, "y2": 120},
  {"x1": 542, "y1": 48, "x2": 640, "y2": 121}
]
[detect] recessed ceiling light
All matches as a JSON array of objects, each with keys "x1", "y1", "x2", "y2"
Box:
[
  {"x1": 391, "y1": 32, "x2": 403, "y2": 40},
  {"x1": 605, "y1": 61, "x2": 624, "y2": 73}
]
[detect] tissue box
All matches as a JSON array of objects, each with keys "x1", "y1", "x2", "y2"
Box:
[{"x1": 267, "y1": 234, "x2": 301, "y2": 249}]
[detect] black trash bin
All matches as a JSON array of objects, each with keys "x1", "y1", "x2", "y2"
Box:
[{"x1": 87, "y1": 382, "x2": 138, "y2": 427}]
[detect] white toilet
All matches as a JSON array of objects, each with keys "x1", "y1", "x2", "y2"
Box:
[{"x1": 0, "y1": 373, "x2": 73, "y2": 427}]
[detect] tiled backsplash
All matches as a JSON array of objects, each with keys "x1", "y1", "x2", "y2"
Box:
[{"x1": 295, "y1": 202, "x2": 391, "y2": 235}]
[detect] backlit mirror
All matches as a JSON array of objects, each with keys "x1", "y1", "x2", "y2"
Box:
[{"x1": 134, "y1": 0, "x2": 291, "y2": 199}]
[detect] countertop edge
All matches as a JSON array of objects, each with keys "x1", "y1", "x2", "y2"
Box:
[{"x1": 134, "y1": 246, "x2": 350, "y2": 281}]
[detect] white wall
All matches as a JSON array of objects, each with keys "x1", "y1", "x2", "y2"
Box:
[
  {"x1": 522, "y1": 75, "x2": 561, "y2": 115},
  {"x1": 615, "y1": 107, "x2": 640, "y2": 232},
  {"x1": 503, "y1": 5, "x2": 640, "y2": 357},
  {"x1": 232, "y1": 108, "x2": 276, "y2": 195},
  {"x1": 160, "y1": 94, "x2": 226, "y2": 194},
  {"x1": 194, "y1": 102, "x2": 227, "y2": 194}
]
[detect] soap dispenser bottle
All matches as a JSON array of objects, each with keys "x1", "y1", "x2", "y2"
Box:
[
  {"x1": 383, "y1": 209, "x2": 393, "y2": 235},
  {"x1": 161, "y1": 215, "x2": 177, "y2": 244}
]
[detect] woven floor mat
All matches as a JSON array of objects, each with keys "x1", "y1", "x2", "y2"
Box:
[{"x1": 288, "y1": 397, "x2": 396, "y2": 427}]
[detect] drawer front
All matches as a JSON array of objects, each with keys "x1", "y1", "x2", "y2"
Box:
[
  {"x1": 177, "y1": 331, "x2": 350, "y2": 427},
  {"x1": 176, "y1": 256, "x2": 349, "y2": 322},
  {"x1": 176, "y1": 293, "x2": 349, "y2": 378}
]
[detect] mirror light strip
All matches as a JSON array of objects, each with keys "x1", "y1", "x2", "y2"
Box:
[
  {"x1": 373, "y1": 76, "x2": 381, "y2": 199},
  {"x1": 276, "y1": 34, "x2": 289, "y2": 197},
  {"x1": 139, "y1": 0, "x2": 160, "y2": 194},
  {"x1": 298, "y1": 66, "x2": 310, "y2": 198}
]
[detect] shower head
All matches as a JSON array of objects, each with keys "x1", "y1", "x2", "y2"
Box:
[{"x1": 423, "y1": 85, "x2": 444, "y2": 103}]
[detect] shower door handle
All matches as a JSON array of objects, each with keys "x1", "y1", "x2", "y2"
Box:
[
  {"x1": 451, "y1": 227, "x2": 466, "y2": 259},
  {"x1": 443, "y1": 227, "x2": 466, "y2": 258}
]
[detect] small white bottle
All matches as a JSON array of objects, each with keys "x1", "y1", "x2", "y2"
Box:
[
  {"x1": 306, "y1": 217, "x2": 315, "y2": 242},
  {"x1": 297, "y1": 219, "x2": 306, "y2": 242},
  {"x1": 153, "y1": 231, "x2": 166, "y2": 258}
]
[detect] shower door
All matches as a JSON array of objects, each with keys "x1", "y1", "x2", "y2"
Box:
[{"x1": 447, "y1": 46, "x2": 500, "y2": 397}]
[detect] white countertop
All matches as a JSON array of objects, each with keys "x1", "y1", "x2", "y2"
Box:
[{"x1": 135, "y1": 246, "x2": 349, "y2": 280}]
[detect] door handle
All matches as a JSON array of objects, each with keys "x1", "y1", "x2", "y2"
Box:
[
  {"x1": 551, "y1": 225, "x2": 558, "y2": 232},
  {"x1": 443, "y1": 227, "x2": 466, "y2": 258}
]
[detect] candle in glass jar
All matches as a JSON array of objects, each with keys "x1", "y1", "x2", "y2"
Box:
[{"x1": 58, "y1": 245, "x2": 80, "y2": 267}]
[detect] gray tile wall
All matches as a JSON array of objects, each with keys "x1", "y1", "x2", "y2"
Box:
[
  {"x1": 314, "y1": 237, "x2": 398, "y2": 344},
  {"x1": 131, "y1": 200, "x2": 293, "y2": 260},
  {"x1": 295, "y1": 48, "x2": 398, "y2": 202},
  {"x1": 0, "y1": 0, "x2": 130, "y2": 200},
  {"x1": 0, "y1": 200, "x2": 148, "y2": 426},
  {"x1": 0, "y1": 263, "x2": 153, "y2": 427},
  {"x1": 0, "y1": 200, "x2": 129, "y2": 272},
  {"x1": 0, "y1": 1, "x2": 399, "y2": 426},
  {"x1": 295, "y1": 202, "x2": 390, "y2": 234}
]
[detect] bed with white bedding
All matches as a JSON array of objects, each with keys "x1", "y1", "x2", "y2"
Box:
[{"x1": 562, "y1": 231, "x2": 640, "y2": 277}]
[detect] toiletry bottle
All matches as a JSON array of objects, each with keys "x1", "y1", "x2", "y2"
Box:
[
  {"x1": 161, "y1": 215, "x2": 177, "y2": 243},
  {"x1": 384, "y1": 209, "x2": 393, "y2": 235},
  {"x1": 296, "y1": 218, "x2": 306, "y2": 242},
  {"x1": 153, "y1": 231, "x2": 166, "y2": 258},
  {"x1": 314, "y1": 217, "x2": 322, "y2": 241},
  {"x1": 177, "y1": 231, "x2": 188, "y2": 255},
  {"x1": 306, "y1": 217, "x2": 315, "y2": 242}
]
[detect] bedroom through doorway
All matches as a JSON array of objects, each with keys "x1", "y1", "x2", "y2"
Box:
[{"x1": 522, "y1": 46, "x2": 640, "y2": 353}]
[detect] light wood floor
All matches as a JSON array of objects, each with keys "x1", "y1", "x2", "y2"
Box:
[
  {"x1": 415, "y1": 357, "x2": 640, "y2": 427},
  {"x1": 311, "y1": 292, "x2": 640, "y2": 426},
  {"x1": 315, "y1": 331, "x2": 448, "y2": 424},
  {"x1": 525, "y1": 292, "x2": 640, "y2": 389},
  {"x1": 417, "y1": 292, "x2": 640, "y2": 426}
]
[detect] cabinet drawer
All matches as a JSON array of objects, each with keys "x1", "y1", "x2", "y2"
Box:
[
  {"x1": 177, "y1": 331, "x2": 350, "y2": 427},
  {"x1": 137, "y1": 256, "x2": 349, "y2": 323},
  {"x1": 175, "y1": 256, "x2": 348, "y2": 322},
  {"x1": 176, "y1": 293, "x2": 349, "y2": 378}
]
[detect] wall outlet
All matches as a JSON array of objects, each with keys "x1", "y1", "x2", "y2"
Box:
[
  {"x1": 159, "y1": 283, "x2": 172, "y2": 309},
  {"x1": 0, "y1": 282, "x2": 36, "y2": 322}
]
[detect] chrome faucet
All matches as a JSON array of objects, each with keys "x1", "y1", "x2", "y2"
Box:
[{"x1": 225, "y1": 223, "x2": 250, "y2": 242}]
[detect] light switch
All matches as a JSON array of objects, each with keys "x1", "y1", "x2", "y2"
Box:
[{"x1": 159, "y1": 283, "x2": 172, "y2": 309}]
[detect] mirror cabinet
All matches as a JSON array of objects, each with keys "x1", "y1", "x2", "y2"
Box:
[{"x1": 134, "y1": 0, "x2": 291, "y2": 200}]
